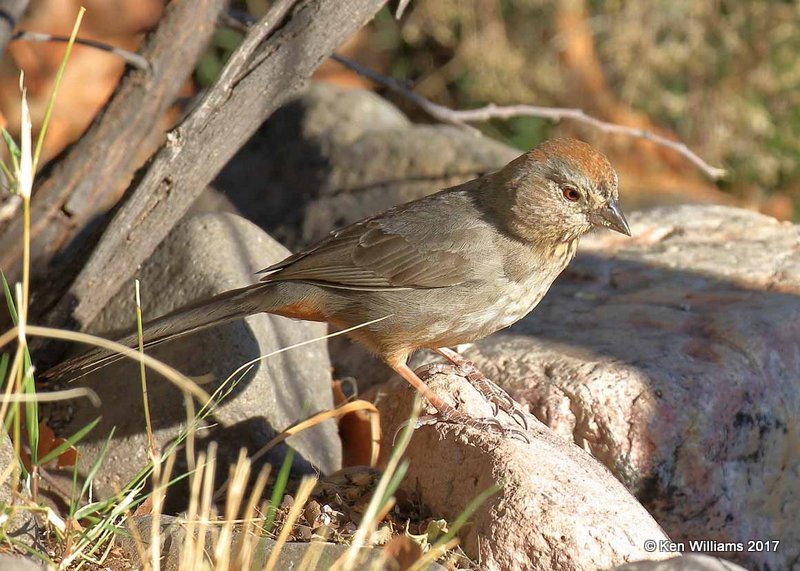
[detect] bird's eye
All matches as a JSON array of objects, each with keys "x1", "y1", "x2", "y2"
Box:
[{"x1": 562, "y1": 186, "x2": 581, "y2": 202}]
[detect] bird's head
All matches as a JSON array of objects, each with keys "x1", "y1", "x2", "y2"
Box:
[{"x1": 493, "y1": 138, "x2": 630, "y2": 243}]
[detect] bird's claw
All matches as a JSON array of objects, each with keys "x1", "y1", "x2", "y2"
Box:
[
  {"x1": 511, "y1": 408, "x2": 529, "y2": 431},
  {"x1": 415, "y1": 405, "x2": 530, "y2": 443},
  {"x1": 416, "y1": 361, "x2": 530, "y2": 431}
]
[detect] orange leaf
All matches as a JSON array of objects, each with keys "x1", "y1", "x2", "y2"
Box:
[
  {"x1": 383, "y1": 535, "x2": 422, "y2": 570},
  {"x1": 133, "y1": 496, "x2": 153, "y2": 516},
  {"x1": 37, "y1": 422, "x2": 78, "y2": 468},
  {"x1": 333, "y1": 381, "x2": 381, "y2": 467}
]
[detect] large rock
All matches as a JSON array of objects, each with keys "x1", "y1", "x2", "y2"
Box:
[
  {"x1": 59, "y1": 213, "x2": 340, "y2": 501},
  {"x1": 456, "y1": 206, "x2": 797, "y2": 571},
  {"x1": 609, "y1": 554, "x2": 751, "y2": 570},
  {"x1": 0, "y1": 555, "x2": 46, "y2": 571},
  {"x1": 374, "y1": 370, "x2": 672, "y2": 571}
]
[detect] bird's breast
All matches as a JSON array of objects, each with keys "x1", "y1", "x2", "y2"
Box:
[{"x1": 479, "y1": 238, "x2": 578, "y2": 333}]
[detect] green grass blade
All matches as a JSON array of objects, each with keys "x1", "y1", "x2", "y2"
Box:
[
  {"x1": 77, "y1": 425, "x2": 114, "y2": 503},
  {"x1": 71, "y1": 501, "x2": 107, "y2": 521},
  {"x1": 264, "y1": 446, "x2": 295, "y2": 534},
  {"x1": 1, "y1": 271, "x2": 18, "y2": 324},
  {"x1": 0, "y1": 158, "x2": 14, "y2": 187},
  {"x1": 1, "y1": 128, "x2": 19, "y2": 176},
  {"x1": 1, "y1": 272, "x2": 38, "y2": 460},
  {"x1": 32, "y1": 9, "x2": 85, "y2": 172},
  {"x1": 22, "y1": 365, "x2": 37, "y2": 464},
  {"x1": 432, "y1": 482, "x2": 501, "y2": 549},
  {"x1": 0, "y1": 353, "x2": 9, "y2": 384},
  {"x1": 378, "y1": 459, "x2": 409, "y2": 509},
  {"x1": 69, "y1": 457, "x2": 80, "y2": 518}
]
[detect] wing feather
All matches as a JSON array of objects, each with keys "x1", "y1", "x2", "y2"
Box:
[{"x1": 256, "y1": 188, "x2": 499, "y2": 291}]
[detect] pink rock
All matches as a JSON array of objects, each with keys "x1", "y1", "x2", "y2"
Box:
[
  {"x1": 462, "y1": 206, "x2": 798, "y2": 571},
  {"x1": 373, "y1": 371, "x2": 672, "y2": 571}
]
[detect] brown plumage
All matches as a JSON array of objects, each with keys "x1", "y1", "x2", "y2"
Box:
[{"x1": 41, "y1": 138, "x2": 630, "y2": 433}]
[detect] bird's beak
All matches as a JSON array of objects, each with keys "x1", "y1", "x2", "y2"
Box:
[{"x1": 591, "y1": 198, "x2": 631, "y2": 236}]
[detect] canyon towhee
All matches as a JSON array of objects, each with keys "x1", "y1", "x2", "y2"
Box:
[{"x1": 42, "y1": 138, "x2": 629, "y2": 436}]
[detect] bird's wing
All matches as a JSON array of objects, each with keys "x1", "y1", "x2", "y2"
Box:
[{"x1": 258, "y1": 191, "x2": 496, "y2": 291}]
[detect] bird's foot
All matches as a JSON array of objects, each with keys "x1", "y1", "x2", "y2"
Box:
[
  {"x1": 417, "y1": 360, "x2": 529, "y2": 430},
  {"x1": 414, "y1": 401, "x2": 530, "y2": 443}
]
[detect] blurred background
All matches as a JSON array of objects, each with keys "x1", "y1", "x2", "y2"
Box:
[{"x1": 1, "y1": 0, "x2": 798, "y2": 218}]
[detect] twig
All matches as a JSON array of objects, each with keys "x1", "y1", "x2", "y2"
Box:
[
  {"x1": 331, "y1": 54, "x2": 727, "y2": 180},
  {"x1": 11, "y1": 30, "x2": 151, "y2": 72}
]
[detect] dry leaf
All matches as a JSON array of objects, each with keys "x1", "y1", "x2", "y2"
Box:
[
  {"x1": 383, "y1": 534, "x2": 423, "y2": 570},
  {"x1": 333, "y1": 381, "x2": 380, "y2": 466}
]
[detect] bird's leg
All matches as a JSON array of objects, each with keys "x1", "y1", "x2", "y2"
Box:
[
  {"x1": 393, "y1": 362, "x2": 529, "y2": 442},
  {"x1": 416, "y1": 347, "x2": 529, "y2": 430}
]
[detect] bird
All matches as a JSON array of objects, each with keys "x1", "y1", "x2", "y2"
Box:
[{"x1": 40, "y1": 138, "x2": 630, "y2": 436}]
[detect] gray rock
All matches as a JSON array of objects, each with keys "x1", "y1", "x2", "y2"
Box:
[
  {"x1": 60, "y1": 213, "x2": 340, "y2": 502},
  {"x1": 116, "y1": 515, "x2": 186, "y2": 571},
  {"x1": 372, "y1": 369, "x2": 672, "y2": 571},
  {"x1": 454, "y1": 205, "x2": 798, "y2": 571},
  {"x1": 610, "y1": 554, "x2": 752, "y2": 570},
  {"x1": 0, "y1": 435, "x2": 42, "y2": 552},
  {"x1": 297, "y1": 125, "x2": 518, "y2": 244},
  {"x1": 0, "y1": 554, "x2": 46, "y2": 570}
]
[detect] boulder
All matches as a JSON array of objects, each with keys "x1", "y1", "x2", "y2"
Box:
[
  {"x1": 609, "y1": 554, "x2": 752, "y2": 570},
  {"x1": 0, "y1": 555, "x2": 46, "y2": 571},
  {"x1": 458, "y1": 205, "x2": 798, "y2": 571},
  {"x1": 373, "y1": 370, "x2": 673, "y2": 571}
]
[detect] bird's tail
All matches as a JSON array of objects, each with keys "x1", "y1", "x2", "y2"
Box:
[{"x1": 38, "y1": 282, "x2": 276, "y2": 383}]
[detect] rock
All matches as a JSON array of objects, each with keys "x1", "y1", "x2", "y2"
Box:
[
  {"x1": 0, "y1": 435, "x2": 42, "y2": 552},
  {"x1": 59, "y1": 213, "x2": 340, "y2": 503},
  {"x1": 297, "y1": 124, "x2": 517, "y2": 245},
  {"x1": 116, "y1": 515, "x2": 186, "y2": 571},
  {"x1": 373, "y1": 369, "x2": 672, "y2": 571},
  {"x1": 609, "y1": 554, "x2": 752, "y2": 570},
  {"x1": 213, "y1": 86, "x2": 796, "y2": 569},
  {"x1": 0, "y1": 555, "x2": 46, "y2": 570},
  {"x1": 453, "y1": 205, "x2": 798, "y2": 571}
]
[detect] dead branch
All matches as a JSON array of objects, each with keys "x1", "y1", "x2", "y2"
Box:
[
  {"x1": 11, "y1": 31, "x2": 150, "y2": 71},
  {"x1": 43, "y1": 0, "x2": 387, "y2": 335},
  {"x1": 331, "y1": 55, "x2": 727, "y2": 181}
]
